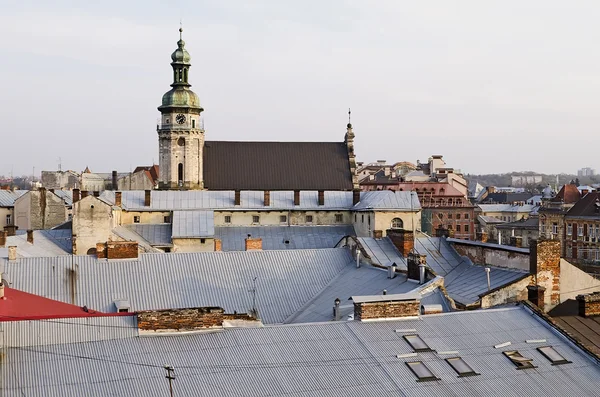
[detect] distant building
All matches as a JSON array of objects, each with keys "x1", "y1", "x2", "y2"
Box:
[
  {"x1": 578, "y1": 167, "x2": 595, "y2": 177},
  {"x1": 510, "y1": 175, "x2": 543, "y2": 186},
  {"x1": 538, "y1": 183, "x2": 582, "y2": 258}
]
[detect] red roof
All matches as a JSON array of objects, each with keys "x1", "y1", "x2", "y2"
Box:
[
  {"x1": 0, "y1": 287, "x2": 130, "y2": 322},
  {"x1": 552, "y1": 184, "x2": 581, "y2": 204}
]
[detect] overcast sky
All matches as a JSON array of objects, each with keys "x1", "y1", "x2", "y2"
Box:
[{"x1": 1, "y1": 0, "x2": 599, "y2": 177}]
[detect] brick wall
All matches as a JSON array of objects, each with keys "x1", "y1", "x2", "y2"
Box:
[
  {"x1": 214, "y1": 238, "x2": 222, "y2": 252},
  {"x1": 0, "y1": 231, "x2": 6, "y2": 247},
  {"x1": 530, "y1": 239, "x2": 561, "y2": 306},
  {"x1": 577, "y1": 292, "x2": 600, "y2": 317},
  {"x1": 96, "y1": 241, "x2": 138, "y2": 259},
  {"x1": 245, "y1": 237, "x2": 262, "y2": 251},
  {"x1": 354, "y1": 300, "x2": 420, "y2": 321},
  {"x1": 387, "y1": 229, "x2": 414, "y2": 257},
  {"x1": 137, "y1": 307, "x2": 225, "y2": 331}
]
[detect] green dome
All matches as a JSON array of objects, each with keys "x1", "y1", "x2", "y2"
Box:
[
  {"x1": 171, "y1": 39, "x2": 191, "y2": 64},
  {"x1": 159, "y1": 87, "x2": 202, "y2": 111}
]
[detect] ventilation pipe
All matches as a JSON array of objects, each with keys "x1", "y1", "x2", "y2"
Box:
[
  {"x1": 333, "y1": 298, "x2": 341, "y2": 321},
  {"x1": 388, "y1": 264, "x2": 396, "y2": 279},
  {"x1": 419, "y1": 262, "x2": 426, "y2": 284},
  {"x1": 356, "y1": 249, "x2": 361, "y2": 268},
  {"x1": 382, "y1": 289, "x2": 387, "y2": 295},
  {"x1": 485, "y1": 267, "x2": 491, "y2": 291}
]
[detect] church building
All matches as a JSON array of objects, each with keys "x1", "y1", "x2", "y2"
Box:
[{"x1": 157, "y1": 29, "x2": 358, "y2": 191}]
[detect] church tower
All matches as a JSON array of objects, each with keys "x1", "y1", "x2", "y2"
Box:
[{"x1": 157, "y1": 28, "x2": 204, "y2": 189}]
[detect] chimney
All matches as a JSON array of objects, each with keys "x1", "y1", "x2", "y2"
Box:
[
  {"x1": 144, "y1": 190, "x2": 151, "y2": 206},
  {"x1": 263, "y1": 191, "x2": 270, "y2": 207},
  {"x1": 112, "y1": 170, "x2": 118, "y2": 190},
  {"x1": 8, "y1": 246, "x2": 17, "y2": 261},
  {"x1": 420, "y1": 304, "x2": 443, "y2": 315},
  {"x1": 0, "y1": 231, "x2": 6, "y2": 247},
  {"x1": 577, "y1": 292, "x2": 600, "y2": 317},
  {"x1": 26, "y1": 229, "x2": 34, "y2": 244},
  {"x1": 527, "y1": 285, "x2": 546, "y2": 311},
  {"x1": 294, "y1": 190, "x2": 300, "y2": 206},
  {"x1": 93, "y1": 191, "x2": 100, "y2": 197},
  {"x1": 115, "y1": 191, "x2": 122, "y2": 207},
  {"x1": 81, "y1": 191, "x2": 89, "y2": 199},
  {"x1": 407, "y1": 252, "x2": 427, "y2": 283},
  {"x1": 234, "y1": 190, "x2": 241, "y2": 206},
  {"x1": 388, "y1": 229, "x2": 415, "y2": 257},
  {"x1": 318, "y1": 190, "x2": 325, "y2": 206},
  {"x1": 529, "y1": 239, "x2": 561, "y2": 310},
  {"x1": 333, "y1": 298, "x2": 341, "y2": 321},
  {"x1": 510, "y1": 236, "x2": 523, "y2": 248},
  {"x1": 214, "y1": 239, "x2": 222, "y2": 252},
  {"x1": 387, "y1": 264, "x2": 397, "y2": 279},
  {"x1": 73, "y1": 188, "x2": 80, "y2": 204},
  {"x1": 245, "y1": 236, "x2": 262, "y2": 251},
  {"x1": 353, "y1": 189, "x2": 361, "y2": 205},
  {"x1": 3, "y1": 225, "x2": 17, "y2": 237},
  {"x1": 353, "y1": 293, "x2": 420, "y2": 321}
]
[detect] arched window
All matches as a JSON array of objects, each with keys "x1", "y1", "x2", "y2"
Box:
[
  {"x1": 391, "y1": 218, "x2": 404, "y2": 229},
  {"x1": 178, "y1": 163, "x2": 184, "y2": 183}
]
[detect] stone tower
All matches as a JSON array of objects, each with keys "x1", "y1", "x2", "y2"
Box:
[{"x1": 157, "y1": 28, "x2": 204, "y2": 190}]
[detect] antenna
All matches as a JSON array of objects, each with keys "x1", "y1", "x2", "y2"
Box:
[{"x1": 164, "y1": 366, "x2": 175, "y2": 397}]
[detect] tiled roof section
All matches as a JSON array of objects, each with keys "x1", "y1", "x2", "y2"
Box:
[
  {"x1": 5, "y1": 306, "x2": 600, "y2": 396},
  {"x1": 172, "y1": 210, "x2": 215, "y2": 238},
  {"x1": 2, "y1": 248, "x2": 354, "y2": 324},
  {"x1": 214, "y1": 225, "x2": 354, "y2": 251},
  {"x1": 552, "y1": 184, "x2": 581, "y2": 204},
  {"x1": 133, "y1": 165, "x2": 159, "y2": 184},
  {"x1": 0, "y1": 190, "x2": 27, "y2": 207},
  {"x1": 203, "y1": 141, "x2": 353, "y2": 190},
  {"x1": 565, "y1": 192, "x2": 600, "y2": 218},
  {"x1": 353, "y1": 190, "x2": 421, "y2": 211}
]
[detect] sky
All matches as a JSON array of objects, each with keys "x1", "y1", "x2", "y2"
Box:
[{"x1": 1, "y1": 0, "x2": 600, "y2": 177}]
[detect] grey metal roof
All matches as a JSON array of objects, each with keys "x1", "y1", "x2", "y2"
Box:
[
  {"x1": 478, "y1": 203, "x2": 538, "y2": 213},
  {"x1": 112, "y1": 226, "x2": 164, "y2": 253},
  {"x1": 4, "y1": 306, "x2": 600, "y2": 396},
  {"x1": 1, "y1": 249, "x2": 354, "y2": 324},
  {"x1": 0, "y1": 229, "x2": 71, "y2": 259},
  {"x1": 51, "y1": 189, "x2": 73, "y2": 206},
  {"x1": 172, "y1": 210, "x2": 215, "y2": 238},
  {"x1": 124, "y1": 224, "x2": 172, "y2": 246},
  {"x1": 0, "y1": 190, "x2": 27, "y2": 207},
  {"x1": 215, "y1": 225, "x2": 355, "y2": 251},
  {"x1": 357, "y1": 237, "x2": 407, "y2": 269},
  {"x1": 477, "y1": 215, "x2": 505, "y2": 224},
  {"x1": 352, "y1": 190, "x2": 421, "y2": 211}
]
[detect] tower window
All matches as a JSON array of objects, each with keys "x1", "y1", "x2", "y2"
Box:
[
  {"x1": 192, "y1": 119, "x2": 196, "y2": 128},
  {"x1": 177, "y1": 137, "x2": 185, "y2": 146},
  {"x1": 178, "y1": 163, "x2": 183, "y2": 183}
]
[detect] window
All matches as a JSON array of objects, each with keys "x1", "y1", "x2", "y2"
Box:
[
  {"x1": 578, "y1": 224, "x2": 584, "y2": 237},
  {"x1": 200, "y1": 238, "x2": 206, "y2": 244},
  {"x1": 305, "y1": 215, "x2": 313, "y2": 223},
  {"x1": 361, "y1": 214, "x2": 364, "y2": 223},
  {"x1": 192, "y1": 119, "x2": 196, "y2": 128},
  {"x1": 456, "y1": 225, "x2": 461, "y2": 232},
  {"x1": 405, "y1": 361, "x2": 439, "y2": 382},
  {"x1": 252, "y1": 215, "x2": 260, "y2": 224},
  {"x1": 403, "y1": 335, "x2": 432, "y2": 352},
  {"x1": 552, "y1": 223, "x2": 558, "y2": 234},
  {"x1": 280, "y1": 215, "x2": 287, "y2": 223},
  {"x1": 537, "y1": 346, "x2": 572, "y2": 365},
  {"x1": 224, "y1": 215, "x2": 232, "y2": 224},
  {"x1": 391, "y1": 218, "x2": 404, "y2": 229},
  {"x1": 589, "y1": 224, "x2": 595, "y2": 238},
  {"x1": 354, "y1": 214, "x2": 357, "y2": 222},
  {"x1": 464, "y1": 225, "x2": 469, "y2": 233},
  {"x1": 541, "y1": 223, "x2": 546, "y2": 234},
  {"x1": 133, "y1": 216, "x2": 140, "y2": 223},
  {"x1": 445, "y1": 357, "x2": 480, "y2": 377},
  {"x1": 456, "y1": 214, "x2": 461, "y2": 220},
  {"x1": 118, "y1": 308, "x2": 129, "y2": 313},
  {"x1": 464, "y1": 213, "x2": 469, "y2": 219},
  {"x1": 335, "y1": 214, "x2": 343, "y2": 223},
  {"x1": 503, "y1": 350, "x2": 537, "y2": 370},
  {"x1": 164, "y1": 216, "x2": 171, "y2": 223},
  {"x1": 448, "y1": 213, "x2": 453, "y2": 219},
  {"x1": 567, "y1": 223, "x2": 572, "y2": 236},
  {"x1": 6, "y1": 214, "x2": 11, "y2": 225}
]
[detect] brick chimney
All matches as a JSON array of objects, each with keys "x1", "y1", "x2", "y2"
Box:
[
  {"x1": 81, "y1": 191, "x2": 88, "y2": 199},
  {"x1": 234, "y1": 190, "x2": 241, "y2": 206},
  {"x1": 73, "y1": 188, "x2": 80, "y2": 204},
  {"x1": 245, "y1": 235, "x2": 262, "y2": 251},
  {"x1": 0, "y1": 231, "x2": 6, "y2": 248},
  {"x1": 263, "y1": 191, "x2": 270, "y2": 207},
  {"x1": 353, "y1": 189, "x2": 361, "y2": 206},
  {"x1": 318, "y1": 190, "x2": 325, "y2": 206},
  {"x1": 527, "y1": 285, "x2": 546, "y2": 311},
  {"x1": 577, "y1": 292, "x2": 600, "y2": 317},
  {"x1": 214, "y1": 239, "x2": 222, "y2": 252},
  {"x1": 529, "y1": 239, "x2": 561, "y2": 310},
  {"x1": 137, "y1": 307, "x2": 228, "y2": 332},
  {"x1": 115, "y1": 191, "x2": 122, "y2": 207},
  {"x1": 4, "y1": 225, "x2": 17, "y2": 237},
  {"x1": 8, "y1": 246, "x2": 17, "y2": 261},
  {"x1": 510, "y1": 236, "x2": 523, "y2": 248},
  {"x1": 387, "y1": 229, "x2": 415, "y2": 257},
  {"x1": 353, "y1": 292, "x2": 420, "y2": 321},
  {"x1": 294, "y1": 190, "x2": 300, "y2": 206},
  {"x1": 26, "y1": 230, "x2": 34, "y2": 244},
  {"x1": 93, "y1": 191, "x2": 100, "y2": 197},
  {"x1": 112, "y1": 170, "x2": 118, "y2": 190},
  {"x1": 407, "y1": 252, "x2": 427, "y2": 283},
  {"x1": 144, "y1": 190, "x2": 151, "y2": 206}
]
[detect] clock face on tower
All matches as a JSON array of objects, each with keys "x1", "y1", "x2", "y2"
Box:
[{"x1": 176, "y1": 114, "x2": 186, "y2": 124}]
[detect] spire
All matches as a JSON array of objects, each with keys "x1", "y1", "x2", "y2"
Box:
[
  {"x1": 170, "y1": 27, "x2": 191, "y2": 87},
  {"x1": 347, "y1": 108, "x2": 352, "y2": 129},
  {"x1": 345, "y1": 108, "x2": 355, "y2": 153}
]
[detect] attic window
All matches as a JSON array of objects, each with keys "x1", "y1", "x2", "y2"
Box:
[
  {"x1": 503, "y1": 350, "x2": 537, "y2": 370},
  {"x1": 446, "y1": 357, "x2": 480, "y2": 377},
  {"x1": 133, "y1": 216, "x2": 140, "y2": 223},
  {"x1": 279, "y1": 215, "x2": 287, "y2": 223},
  {"x1": 403, "y1": 335, "x2": 433, "y2": 352},
  {"x1": 163, "y1": 216, "x2": 170, "y2": 223},
  {"x1": 306, "y1": 215, "x2": 313, "y2": 223},
  {"x1": 537, "y1": 346, "x2": 572, "y2": 365},
  {"x1": 224, "y1": 215, "x2": 232, "y2": 224},
  {"x1": 335, "y1": 214, "x2": 343, "y2": 223},
  {"x1": 252, "y1": 215, "x2": 260, "y2": 224},
  {"x1": 405, "y1": 361, "x2": 439, "y2": 382}
]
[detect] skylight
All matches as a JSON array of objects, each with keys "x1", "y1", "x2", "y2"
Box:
[
  {"x1": 537, "y1": 346, "x2": 572, "y2": 365},
  {"x1": 406, "y1": 361, "x2": 440, "y2": 382},
  {"x1": 403, "y1": 334, "x2": 433, "y2": 352},
  {"x1": 445, "y1": 357, "x2": 480, "y2": 377},
  {"x1": 503, "y1": 350, "x2": 537, "y2": 370}
]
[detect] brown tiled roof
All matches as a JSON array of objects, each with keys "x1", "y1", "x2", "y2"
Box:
[
  {"x1": 566, "y1": 192, "x2": 600, "y2": 218},
  {"x1": 203, "y1": 141, "x2": 353, "y2": 190},
  {"x1": 552, "y1": 184, "x2": 581, "y2": 204},
  {"x1": 133, "y1": 165, "x2": 159, "y2": 184}
]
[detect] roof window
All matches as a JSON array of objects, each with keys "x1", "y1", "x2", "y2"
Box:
[
  {"x1": 537, "y1": 346, "x2": 572, "y2": 365},
  {"x1": 405, "y1": 361, "x2": 440, "y2": 382},
  {"x1": 445, "y1": 357, "x2": 480, "y2": 377},
  {"x1": 503, "y1": 350, "x2": 537, "y2": 370},
  {"x1": 403, "y1": 334, "x2": 433, "y2": 352}
]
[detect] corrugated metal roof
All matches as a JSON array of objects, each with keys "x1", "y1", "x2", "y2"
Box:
[
  {"x1": 112, "y1": 226, "x2": 164, "y2": 253},
  {"x1": 1, "y1": 249, "x2": 354, "y2": 325},
  {"x1": 172, "y1": 210, "x2": 215, "y2": 238},
  {"x1": 353, "y1": 190, "x2": 421, "y2": 211},
  {"x1": 3, "y1": 306, "x2": 600, "y2": 396},
  {"x1": 52, "y1": 189, "x2": 73, "y2": 206},
  {"x1": 357, "y1": 237, "x2": 407, "y2": 269},
  {"x1": 215, "y1": 225, "x2": 355, "y2": 251},
  {"x1": 0, "y1": 229, "x2": 71, "y2": 259},
  {"x1": 124, "y1": 224, "x2": 172, "y2": 246},
  {"x1": 478, "y1": 203, "x2": 537, "y2": 213},
  {"x1": 0, "y1": 190, "x2": 27, "y2": 207}
]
